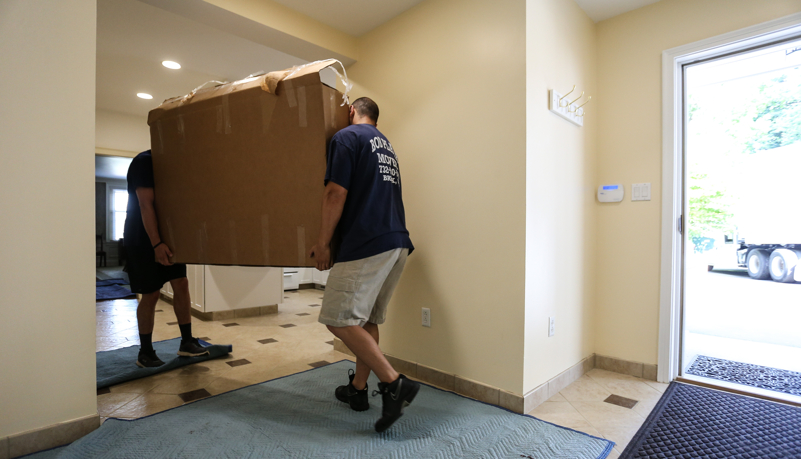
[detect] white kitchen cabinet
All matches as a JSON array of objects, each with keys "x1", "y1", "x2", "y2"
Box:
[
  {"x1": 313, "y1": 268, "x2": 329, "y2": 286},
  {"x1": 161, "y1": 265, "x2": 283, "y2": 313},
  {"x1": 283, "y1": 267, "x2": 327, "y2": 290}
]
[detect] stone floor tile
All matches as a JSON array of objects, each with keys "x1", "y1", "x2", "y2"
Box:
[
  {"x1": 97, "y1": 392, "x2": 140, "y2": 417},
  {"x1": 109, "y1": 393, "x2": 184, "y2": 418},
  {"x1": 559, "y1": 375, "x2": 612, "y2": 402}
]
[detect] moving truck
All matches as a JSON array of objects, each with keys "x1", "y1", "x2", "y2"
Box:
[{"x1": 707, "y1": 143, "x2": 801, "y2": 283}]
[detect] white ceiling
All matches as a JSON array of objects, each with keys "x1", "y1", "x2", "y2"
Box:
[
  {"x1": 269, "y1": 0, "x2": 660, "y2": 34},
  {"x1": 573, "y1": 0, "x2": 662, "y2": 22},
  {"x1": 97, "y1": 0, "x2": 307, "y2": 118},
  {"x1": 271, "y1": 0, "x2": 427, "y2": 37},
  {"x1": 97, "y1": 0, "x2": 664, "y2": 121},
  {"x1": 95, "y1": 155, "x2": 133, "y2": 180}
]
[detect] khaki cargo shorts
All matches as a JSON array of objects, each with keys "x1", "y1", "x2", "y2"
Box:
[{"x1": 318, "y1": 248, "x2": 409, "y2": 328}]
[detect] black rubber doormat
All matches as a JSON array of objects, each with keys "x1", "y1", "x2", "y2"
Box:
[
  {"x1": 621, "y1": 382, "x2": 801, "y2": 458},
  {"x1": 687, "y1": 355, "x2": 801, "y2": 397}
]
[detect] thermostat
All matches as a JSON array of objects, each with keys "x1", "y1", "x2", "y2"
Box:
[{"x1": 598, "y1": 184, "x2": 624, "y2": 202}]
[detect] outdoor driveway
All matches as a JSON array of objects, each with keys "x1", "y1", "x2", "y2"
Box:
[{"x1": 685, "y1": 266, "x2": 801, "y2": 348}]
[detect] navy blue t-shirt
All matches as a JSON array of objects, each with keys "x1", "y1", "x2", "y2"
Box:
[
  {"x1": 123, "y1": 150, "x2": 155, "y2": 247},
  {"x1": 325, "y1": 124, "x2": 413, "y2": 263}
]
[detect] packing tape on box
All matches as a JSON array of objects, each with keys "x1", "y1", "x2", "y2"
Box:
[
  {"x1": 297, "y1": 226, "x2": 306, "y2": 266},
  {"x1": 166, "y1": 218, "x2": 177, "y2": 255},
  {"x1": 261, "y1": 215, "x2": 270, "y2": 265},
  {"x1": 222, "y1": 94, "x2": 232, "y2": 134},
  {"x1": 196, "y1": 222, "x2": 209, "y2": 262},
  {"x1": 297, "y1": 86, "x2": 307, "y2": 128},
  {"x1": 178, "y1": 80, "x2": 227, "y2": 107},
  {"x1": 329, "y1": 93, "x2": 337, "y2": 129},
  {"x1": 261, "y1": 94, "x2": 276, "y2": 134},
  {"x1": 229, "y1": 220, "x2": 238, "y2": 264},
  {"x1": 177, "y1": 114, "x2": 186, "y2": 145},
  {"x1": 155, "y1": 121, "x2": 165, "y2": 154},
  {"x1": 327, "y1": 64, "x2": 352, "y2": 106},
  {"x1": 216, "y1": 106, "x2": 223, "y2": 133},
  {"x1": 285, "y1": 79, "x2": 297, "y2": 108}
]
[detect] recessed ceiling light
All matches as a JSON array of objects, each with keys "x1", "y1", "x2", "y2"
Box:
[
  {"x1": 137, "y1": 93, "x2": 153, "y2": 100},
  {"x1": 162, "y1": 61, "x2": 181, "y2": 70}
]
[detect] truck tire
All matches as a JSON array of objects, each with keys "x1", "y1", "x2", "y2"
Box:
[
  {"x1": 769, "y1": 249, "x2": 798, "y2": 283},
  {"x1": 746, "y1": 249, "x2": 770, "y2": 280}
]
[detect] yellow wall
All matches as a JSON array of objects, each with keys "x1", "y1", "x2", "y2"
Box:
[
  {"x1": 204, "y1": 0, "x2": 357, "y2": 61},
  {"x1": 595, "y1": 0, "x2": 801, "y2": 364},
  {"x1": 347, "y1": 0, "x2": 527, "y2": 393},
  {"x1": 0, "y1": 0, "x2": 98, "y2": 438},
  {"x1": 96, "y1": 110, "x2": 149, "y2": 157},
  {"x1": 524, "y1": 0, "x2": 597, "y2": 392}
]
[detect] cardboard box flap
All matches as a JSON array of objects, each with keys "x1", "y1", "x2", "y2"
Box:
[
  {"x1": 149, "y1": 59, "x2": 350, "y2": 126},
  {"x1": 261, "y1": 58, "x2": 350, "y2": 96}
]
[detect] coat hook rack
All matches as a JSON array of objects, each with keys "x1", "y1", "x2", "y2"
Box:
[{"x1": 549, "y1": 85, "x2": 591, "y2": 126}]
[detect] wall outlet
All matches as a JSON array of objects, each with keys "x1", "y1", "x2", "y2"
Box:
[
  {"x1": 548, "y1": 317, "x2": 555, "y2": 337},
  {"x1": 422, "y1": 308, "x2": 431, "y2": 327}
]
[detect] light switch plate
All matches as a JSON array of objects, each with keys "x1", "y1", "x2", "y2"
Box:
[{"x1": 632, "y1": 183, "x2": 651, "y2": 201}]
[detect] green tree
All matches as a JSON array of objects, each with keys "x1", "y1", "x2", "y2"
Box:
[
  {"x1": 728, "y1": 72, "x2": 801, "y2": 153},
  {"x1": 688, "y1": 173, "x2": 734, "y2": 242}
]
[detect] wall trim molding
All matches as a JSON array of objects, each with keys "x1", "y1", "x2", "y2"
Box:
[
  {"x1": 4, "y1": 414, "x2": 99, "y2": 458},
  {"x1": 333, "y1": 338, "x2": 599, "y2": 414},
  {"x1": 659, "y1": 12, "x2": 801, "y2": 383},
  {"x1": 159, "y1": 293, "x2": 277, "y2": 321}
]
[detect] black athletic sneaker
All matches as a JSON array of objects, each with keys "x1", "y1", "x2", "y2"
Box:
[
  {"x1": 136, "y1": 349, "x2": 165, "y2": 368},
  {"x1": 335, "y1": 369, "x2": 369, "y2": 411},
  {"x1": 373, "y1": 374, "x2": 420, "y2": 433},
  {"x1": 177, "y1": 337, "x2": 210, "y2": 357}
]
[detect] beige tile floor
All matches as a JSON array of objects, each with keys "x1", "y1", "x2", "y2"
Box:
[
  {"x1": 96, "y1": 289, "x2": 356, "y2": 422},
  {"x1": 529, "y1": 370, "x2": 668, "y2": 457},
  {"x1": 97, "y1": 289, "x2": 667, "y2": 457}
]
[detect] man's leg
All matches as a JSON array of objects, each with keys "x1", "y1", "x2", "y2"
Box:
[
  {"x1": 136, "y1": 291, "x2": 164, "y2": 367},
  {"x1": 136, "y1": 291, "x2": 160, "y2": 337},
  {"x1": 170, "y1": 277, "x2": 191, "y2": 325},
  {"x1": 170, "y1": 277, "x2": 208, "y2": 356},
  {"x1": 351, "y1": 321, "x2": 379, "y2": 390},
  {"x1": 327, "y1": 323, "x2": 399, "y2": 384}
]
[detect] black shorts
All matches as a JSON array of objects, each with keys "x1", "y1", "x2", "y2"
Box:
[{"x1": 125, "y1": 245, "x2": 187, "y2": 294}]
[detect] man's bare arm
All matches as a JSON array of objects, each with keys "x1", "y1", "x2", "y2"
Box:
[
  {"x1": 309, "y1": 182, "x2": 348, "y2": 271},
  {"x1": 136, "y1": 187, "x2": 173, "y2": 266}
]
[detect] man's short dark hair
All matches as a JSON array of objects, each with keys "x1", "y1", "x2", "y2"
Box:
[{"x1": 352, "y1": 97, "x2": 379, "y2": 123}]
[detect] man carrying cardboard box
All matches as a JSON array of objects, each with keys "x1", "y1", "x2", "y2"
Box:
[
  {"x1": 310, "y1": 97, "x2": 417, "y2": 433},
  {"x1": 124, "y1": 150, "x2": 209, "y2": 368}
]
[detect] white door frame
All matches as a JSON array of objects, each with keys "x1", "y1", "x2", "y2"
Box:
[{"x1": 658, "y1": 13, "x2": 801, "y2": 383}]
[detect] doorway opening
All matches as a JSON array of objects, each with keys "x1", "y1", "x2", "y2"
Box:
[
  {"x1": 681, "y1": 37, "x2": 801, "y2": 403},
  {"x1": 95, "y1": 154, "x2": 133, "y2": 282}
]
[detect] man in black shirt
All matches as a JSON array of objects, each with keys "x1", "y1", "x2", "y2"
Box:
[
  {"x1": 124, "y1": 150, "x2": 207, "y2": 367},
  {"x1": 310, "y1": 97, "x2": 417, "y2": 433}
]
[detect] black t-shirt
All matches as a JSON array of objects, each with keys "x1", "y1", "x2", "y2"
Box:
[
  {"x1": 123, "y1": 151, "x2": 155, "y2": 247},
  {"x1": 325, "y1": 124, "x2": 414, "y2": 263}
]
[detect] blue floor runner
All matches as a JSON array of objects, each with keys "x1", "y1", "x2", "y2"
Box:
[
  {"x1": 96, "y1": 284, "x2": 135, "y2": 301},
  {"x1": 31, "y1": 361, "x2": 613, "y2": 459},
  {"x1": 95, "y1": 278, "x2": 128, "y2": 287},
  {"x1": 621, "y1": 382, "x2": 801, "y2": 458},
  {"x1": 97, "y1": 338, "x2": 231, "y2": 389}
]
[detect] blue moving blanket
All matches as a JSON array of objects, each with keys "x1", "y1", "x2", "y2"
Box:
[
  {"x1": 33, "y1": 360, "x2": 612, "y2": 459},
  {"x1": 96, "y1": 284, "x2": 135, "y2": 300},
  {"x1": 97, "y1": 338, "x2": 232, "y2": 389}
]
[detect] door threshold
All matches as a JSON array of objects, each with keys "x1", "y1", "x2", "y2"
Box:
[{"x1": 677, "y1": 374, "x2": 801, "y2": 408}]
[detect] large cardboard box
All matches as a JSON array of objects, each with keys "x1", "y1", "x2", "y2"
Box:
[{"x1": 147, "y1": 59, "x2": 350, "y2": 267}]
